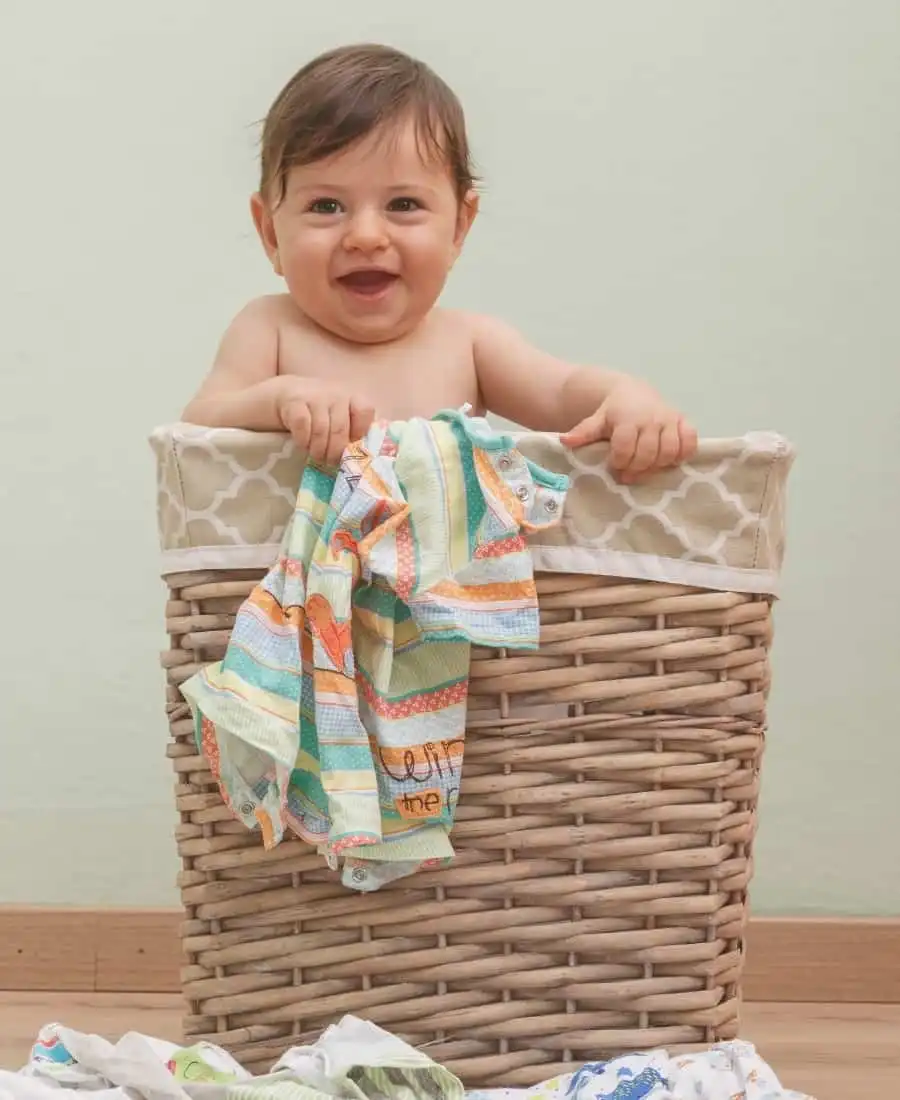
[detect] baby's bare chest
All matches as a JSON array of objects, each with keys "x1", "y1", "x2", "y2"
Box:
[{"x1": 276, "y1": 323, "x2": 480, "y2": 420}]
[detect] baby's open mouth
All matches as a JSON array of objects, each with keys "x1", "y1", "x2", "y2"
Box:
[{"x1": 338, "y1": 270, "x2": 399, "y2": 296}]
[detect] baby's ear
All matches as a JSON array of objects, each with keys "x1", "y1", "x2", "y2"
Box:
[
  {"x1": 454, "y1": 189, "x2": 480, "y2": 249},
  {"x1": 250, "y1": 193, "x2": 283, "y2": 275}
]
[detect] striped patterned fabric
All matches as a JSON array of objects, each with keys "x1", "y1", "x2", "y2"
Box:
[{"x1": 180, "y1": 409, "x2": 568, "y2": 891}]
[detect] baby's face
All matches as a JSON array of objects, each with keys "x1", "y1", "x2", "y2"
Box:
[{"x1": 255, "y1": 118, "x2": 476, "y2": 344}]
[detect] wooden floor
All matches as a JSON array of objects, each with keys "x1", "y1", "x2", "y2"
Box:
[{"x1": 0, "y1": 994, "x2": 897, "y2": 1098}]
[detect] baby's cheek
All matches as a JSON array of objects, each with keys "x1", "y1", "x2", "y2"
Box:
[{"x1": 287, "y1": 248, "x2": 328, "y2": 287}]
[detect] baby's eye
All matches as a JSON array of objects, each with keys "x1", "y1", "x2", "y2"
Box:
[
  {"x1": 308, "y1": 198, "x2": 342, "y2": 215},
  {"x1": 387, "y1": 197, "x2": 422, "y2": 213}
]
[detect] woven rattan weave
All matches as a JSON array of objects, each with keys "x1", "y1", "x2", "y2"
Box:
[{"x1": 164, "y1": 568, "x2": 768, "y2": 1087}]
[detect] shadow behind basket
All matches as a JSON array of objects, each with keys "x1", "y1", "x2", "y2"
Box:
[{"x1": 164, "y1": 568, "x2": 770, "y2": 1089}]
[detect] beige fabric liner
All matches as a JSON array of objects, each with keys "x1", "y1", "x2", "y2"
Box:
[{"x1": 150, "y1": 423, "x2": 794, "y2": 594}]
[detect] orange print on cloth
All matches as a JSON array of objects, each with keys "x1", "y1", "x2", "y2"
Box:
[{"x1": 306, "y1": 593, "x2": 352, "y2": 672}]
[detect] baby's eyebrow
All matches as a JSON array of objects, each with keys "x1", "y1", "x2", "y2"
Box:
[
  {"x1": 286, "y1": 180, "x2": 441, "y2": 201},
  {"x1": 290, "y1": 182, "x2": 348, "y2": 194},
  {"x1": 387, "y1": 182, "x2": 437, "y2": 192}
]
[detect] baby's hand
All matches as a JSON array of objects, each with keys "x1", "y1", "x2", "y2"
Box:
[
  {"x1": 560, "y1": 379, "x2": 697, "y2": 483},
  {"x1": 277, "y1": 378, "x2": 376, "y2": 467}
]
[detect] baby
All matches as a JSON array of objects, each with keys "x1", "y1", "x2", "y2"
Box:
[{"x1": 184, "y1": 44, "x2": 697, "y2": 482}]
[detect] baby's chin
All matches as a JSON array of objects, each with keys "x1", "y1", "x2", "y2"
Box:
[{"x1": 305, "y1": 303, "x2": 432, "y2": 346}]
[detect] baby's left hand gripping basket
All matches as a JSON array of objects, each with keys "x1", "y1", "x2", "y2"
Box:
[{"x1": 151, "y1": 423, "x2": 793, "y2": 1089}]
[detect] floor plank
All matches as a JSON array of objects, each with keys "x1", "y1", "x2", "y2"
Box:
[
  {"x1": 7, "y1": 912, "x2": 899, "y2": 1004},
  {"x1": 0, "y1": 993, "x2": 897, "y2": 1098},
  {"x1": 742, "y1": 1002, "x2": 900, "y2": 1098}
]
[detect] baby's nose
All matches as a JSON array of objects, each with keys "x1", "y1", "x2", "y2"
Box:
[{"x1": 343, "y1": 209, "x2": 390, "y2": 251}]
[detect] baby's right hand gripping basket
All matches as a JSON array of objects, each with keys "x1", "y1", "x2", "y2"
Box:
[{"x1": 153, "y1": 426, "x2": 794, "y2": 1090}]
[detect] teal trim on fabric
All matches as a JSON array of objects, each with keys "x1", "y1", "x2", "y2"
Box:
[
  {"x1": 435, "y1": 408, "x2": 570, "y2": 490},
  {"x1": 526, "y1": 458, "x2": 570, "y2": 491},
  {"x1": 317, "y1": 498, "x2": 344, "y2": 548},
  {"x1": 222, "y1": 647, "x2": 300, "y2": 701},
  {"x1": 294, "y1": 463, "x2": 336, "y2": 503},
  {"x1": 299, "y1": 714, "x2": 320, "y2": 762},
  {"x1": 432, "y1": 407, "x2": 515, "y2": 452},
  {"x1": 445, "y1": 415, "x2": 486, "y2": 552},
  {"x1": 290, "y1": 764, "x2": 327, "y2": 807}
]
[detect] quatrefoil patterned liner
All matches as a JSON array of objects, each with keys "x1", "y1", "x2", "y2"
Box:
[{"x1": 150, "y1": 424, "x2": 794, "y2": 595}]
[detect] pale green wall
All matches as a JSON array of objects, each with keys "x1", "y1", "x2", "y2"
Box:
[{"x1": 1, "y1": 1, "x2": 897, "y2": 912}]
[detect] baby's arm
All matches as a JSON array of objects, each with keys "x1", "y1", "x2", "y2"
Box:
[
  {"x1": 181, "y1": 298, "x2": 291, "y2": 431},
  {"x1": 183, "y1": 297, "x2": 374, "y2": 464},
  {"x1": 469, "y1": 314, "x2": 696, "y2": 481},
  {"x1": 469, "y1": 314, "x2": 625, "y2": 433}
]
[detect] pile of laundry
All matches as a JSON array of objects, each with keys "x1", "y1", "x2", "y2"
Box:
[{"x1": 4, "y1": 1015, "x2": 809, "y2": 1100}]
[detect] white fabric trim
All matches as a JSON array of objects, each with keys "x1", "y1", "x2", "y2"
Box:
[
  {"x1": 162, "y1": 541, "x2": 778, "y2": 595},
  {"x1": 161, "y1": 543, "x2": 282, "y2": 576},
  {"x1": 527, "y1": 543, "x2": 780, "y2": 596}
]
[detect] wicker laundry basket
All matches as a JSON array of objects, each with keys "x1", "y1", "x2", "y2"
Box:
[{"x1": 152, "y1": 425, "x2": 793, "y2": 1089}]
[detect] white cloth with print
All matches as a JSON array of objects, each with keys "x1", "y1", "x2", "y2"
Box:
[
  {"x1": 2, "y1": 1020, "x2": 809, "y2": 1100},
  {"x1": 467, "y1": 1042, "x2": 809, "y2": 1100}
]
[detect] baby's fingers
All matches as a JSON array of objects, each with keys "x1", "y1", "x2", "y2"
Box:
[
  {"x1": 307, "y1": 403, "x2": 331, "y2": 464},
  {"x1": 350, "y1": 399, "x2": 376, "y2": 443},
  {"x1": 560, "y1": 408, "x2": 608, "y2": 450},
  {"x1": 678, "y1": 419, "x2": 699, "y2": 462},
  {"x1": 657, "y1": 421, "x2": 682, "y2": 468},
  {"x1": 325, "y1": 402, "x2": 350, "y2": 469},
  {"x1": 284, "y1": 404, "x2": 312, "y2": 452},
  {"x1": 608, "y1": 423, "x2": 639, "y2": 475},
  {"x1": 621, "y1": 424, "x2": 662, "y2": 481}
]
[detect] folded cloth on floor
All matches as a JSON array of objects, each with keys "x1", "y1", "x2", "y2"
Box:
[
  {"x1": 179, "y1": 408, "x2": 568, "y2": 891},
  {"x1": 14, "y1": 1017, "x2": 461, "y2": 1100},
  {"x1": 7, "y1": 1019, "x2": 810, "y2": 1100},
  {"x1": 16, "y1": 1023, "x2": 249, "y2": 1099},
  {"x1": 465, "y1": 1042, "x2": 810, "y2": 1099}
]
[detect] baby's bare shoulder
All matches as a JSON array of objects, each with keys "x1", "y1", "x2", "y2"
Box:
[
  {"x1": 266, "y1": 294, "x2": 331, "y2": 346},
  {"x1": 435, "y1": 307, "x2": 478, "y2": 334},
  {"x1": 230, "y1": 295, "x2": 320, "y2": 365},
  {"x1": 207, "y1": 295, "x2": 299, "y2": 380},
  {"x1": 439, "y1": 309, "x2": 520, "y2": 351},
  {"x1": 428, "y1": 308, "x2": 484, "y2": 353},
  {"x1": 233, "y1": 293, "x2": 300, "y2": 327}
]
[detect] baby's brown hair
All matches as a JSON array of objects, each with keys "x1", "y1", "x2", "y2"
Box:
[{"x1": 259, "y1": 44, "x2": 476, "y2": 204}]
